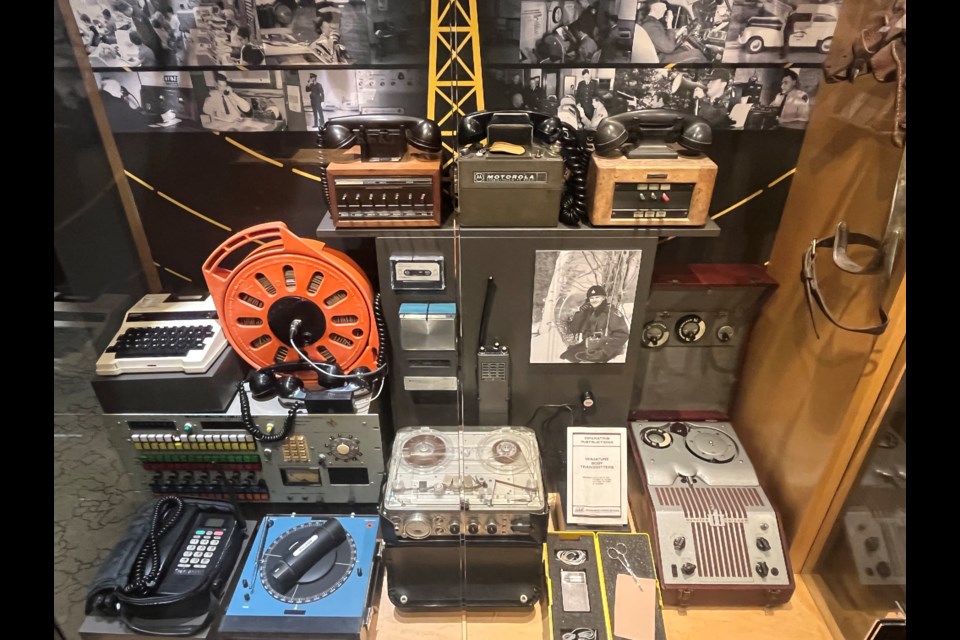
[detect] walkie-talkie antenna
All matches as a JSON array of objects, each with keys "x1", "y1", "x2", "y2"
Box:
[{"x1": 478, "y1": 276, "x2": 496, "y2": 348}]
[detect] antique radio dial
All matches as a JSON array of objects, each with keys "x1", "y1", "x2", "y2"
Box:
[
  {"x1": 642, "y1": 321, "x2": 670, "y2": 347},
  {"x1": 675, "y1": 315, "x2": 706, "y2": 343},
  {"x1": 327, "y1": 435, "x2": 362, "y2": 461},
  {"x1": 717, "y1": 325, "x2": 735, "y2": 342}
]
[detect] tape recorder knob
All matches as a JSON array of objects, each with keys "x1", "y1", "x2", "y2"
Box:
[
  {"x1": 486, "y1": 521, "x2": 498, "y2": 535},
  {"x1": 864, "y1": 536, "x2": 880, "y2": 553},
  {"x1": 467, "y1": 521, "x2": 480, "y2": 535},
  {"x1": 641, "y1": 321, "x2": 669, "y2": 347},
  {"x1": 876, "y1": 561, "x2": 892, "y2": 578},
  {"x1": 449, "y1": 522, "x2": 460, "y2": 535},
  {"x1": 755, "y1": 561, "x2": 769, "y2": 578},
  {"x1": 756, "y1": 537, "x2": 771, "y2": 552},
  {"x1": 681, "y1": 562, "x2": 697, "y2": 576},
  {"x1": 676, "y1": 315, "x2": 706, "y2": 343},
  {"x1": 403, "y1": 514, "x2": 432, "y2": 540},
  {"x1": 717, "y1": 325, "x2": 735, "y2": 342}
]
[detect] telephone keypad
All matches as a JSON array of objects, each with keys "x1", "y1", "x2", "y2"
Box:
[{"x1": 177, "y1": 528, "x2": 225, "y2": 573}]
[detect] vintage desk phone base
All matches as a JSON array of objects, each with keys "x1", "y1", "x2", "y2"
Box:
[
  {"x1": 326, "y1": 151, "x2": 443, "y2": 227},
  {"x1": 587, "y1": 154, "x2": 717, "y2": 227}
]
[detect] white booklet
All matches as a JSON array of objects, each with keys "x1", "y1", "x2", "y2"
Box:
[{"x1": 565, "y1": 427, "x2": 629, "y2": 526}]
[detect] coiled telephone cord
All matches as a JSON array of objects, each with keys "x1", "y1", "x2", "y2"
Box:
[{"x1": 121, "y1": 496, "x2": 185, "y2": 596}]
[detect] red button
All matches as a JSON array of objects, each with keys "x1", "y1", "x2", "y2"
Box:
[
  {"x1": 662, "y1": 193, "x2": 670, "y2": 202},
  {"x1": 214, "y1": 530, "x2": 224, "y2": 536}
]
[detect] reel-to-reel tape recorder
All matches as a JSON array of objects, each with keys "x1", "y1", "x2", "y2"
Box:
[
  {"x1": 381, "y1": 426, "x2": 548, "y2": 541},
  {"x1": 380, "y1": 426, "x2": 549, "y2": 609},
  {"x1": 628, "y1": 420, "x2": 795, "y2": 606}
]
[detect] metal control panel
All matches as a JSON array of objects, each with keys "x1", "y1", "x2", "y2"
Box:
[
  {"x1": 105, "y1": 391, "x2": 385, "y2": 505},
  {"x1": 331, "y1": 176, "x2": 438, "y2": 222},
  {"x1": 611, "y1": 183, "x2": 695, "y2": 220}
]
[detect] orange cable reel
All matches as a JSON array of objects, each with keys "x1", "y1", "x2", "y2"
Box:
[{"x1": 202, "y1": 222, "x2": 380, "y2": 388}]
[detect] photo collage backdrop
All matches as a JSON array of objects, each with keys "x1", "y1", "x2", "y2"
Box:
[
  {"x1": 71, "y1": 0, "x2": 432, "y2": 133},
  {"x1": 481, "y1": 0, "x2": 839, "y2": 132}
]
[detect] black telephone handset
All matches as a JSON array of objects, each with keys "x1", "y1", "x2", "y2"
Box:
[
  {"x1": 319, "y1": 114, "x2": 442, "y2": 162},
  {"x1": 594, "y1": 109, "x2": 712, "y2": 159},
  {"x1": 87, "y1": 497, "x2": 245, "y2": 636},
  {"x1": 458, "y1": 110, "x2": 563, "y2": 148}
]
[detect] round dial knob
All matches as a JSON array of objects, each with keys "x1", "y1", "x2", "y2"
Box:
[
  {"x1": 449, "y1": 522, "x2": 460, "y2": 535},
  {"x1": 681, "y1": 562, "x2": 697, "y2": 576},
  {"x1": 876, "y1": 561, "x2": 892, "y2": 578},
  {"x1": 467, "y1": 521, "x2": 479, "y2": 535},
  {"x1": 864, "y1": 536, "x2": 880, "y2": 553},
  {"x1": 326, "y1": 436, "x2": 361, "y2": 460},
  {"x1": 717, "y1": 325, "x2": 734, "y2": 342},
  {"x1": 755, "y1": 561, "x2": 769, "y2": 578},
  {"x1": 756, "y1": 537, "x2": 771, "y2": 552},
  {"x1": 403, "y1": 514, "x2": 432, "y2": 540},
  {"x1": 486, "y1": 522, "x2": 498, "y2": 535},
  {"x1": 673, "y1": 536, "x2": 685, "y2": 551},
  {"x1": 675, "y1": 315, "x2": 706, "y2": 343},
  {"x1": 641, "y1": 321, "x2": 669, "y2": 347}
]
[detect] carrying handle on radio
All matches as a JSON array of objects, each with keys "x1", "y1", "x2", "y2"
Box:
[{"x1": 202, "y1": 222, "x2": 326, "y2": 290}]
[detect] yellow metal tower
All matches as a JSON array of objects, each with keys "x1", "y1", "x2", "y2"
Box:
[{"x1": 428, "y1": 0, "x2": 485, "y2": 168}]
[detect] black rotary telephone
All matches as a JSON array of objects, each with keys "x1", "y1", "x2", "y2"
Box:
[
  {"x1": 593, "y1": 108, "x2": 712, "y2": 159},
  {"x1": 86, "y1": 497, "x2": 245, "y2": 636}
]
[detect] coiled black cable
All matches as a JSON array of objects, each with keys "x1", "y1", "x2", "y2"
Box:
[
  {"x1": 236, "y1": 380, "x2": 299, "y2": 442},
  {"x1": 559, "y1": 126, "x2": 589, "y2": 226},
  {"x1": 121, "y1": 496, "x2": 185, "y2": 596},
  {"x1": 373, "y1": 292, "x2": 387, "y2": 370}
]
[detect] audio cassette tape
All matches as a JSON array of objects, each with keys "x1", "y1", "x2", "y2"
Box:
[
  {"x1": 381, "y1": 426, "x2": 548, "y2": 542},
  {"x1": 628, "y1": 420, "x2": 795, "y2": 606}
]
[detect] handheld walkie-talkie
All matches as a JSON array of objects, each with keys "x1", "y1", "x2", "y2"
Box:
[{"x1": 477, "y1": 276, "x2": 509, "y2": 425}]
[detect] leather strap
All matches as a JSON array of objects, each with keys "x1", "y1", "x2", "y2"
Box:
[{"x1": 801, "y1": 227, "x2": 889, "y2": 339}]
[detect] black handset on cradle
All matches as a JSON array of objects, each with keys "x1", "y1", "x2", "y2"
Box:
[
  {"x1": 86, "y1": 497, "x2": 245, "y2": 635},
  {"x1": 319, "y1": 114, "x2": 442, "y2": 162},
  {"x1": 594, "y1": 109, "x2": 712, "y2": 159},
  {"x1": 458, "y1": 110, "x2": 563, "y2": 147}
]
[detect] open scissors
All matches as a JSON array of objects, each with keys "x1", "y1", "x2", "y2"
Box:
[{"x1": 607, "y1": 542, "x2": 643, "y2": 590}]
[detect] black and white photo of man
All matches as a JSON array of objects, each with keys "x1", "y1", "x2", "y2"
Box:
[
  {"x1": 202, "y1": 72, "x2": 251, "y2": 125},
  {"x1": 575, "y1": 69, "x2": 598, "y2": 120},
  {"x1": 530, "y1": 250, "x2": 641, "y2": 364},
  {"x1": 691, "y1": 68, "x2": 735, "y2": 129},
  {"x1": 97, "y1": 76, "x2": 153, "y2": 131},
  {"x1": 299, "y1": 69, "x2": 360, "y2": 131},
  {"x1": 305, "y1": 73, "x2": 325, "y2": 129},
  {"x1": 558, "y1": 285, "x2": 630, "y2": 363},
  {"x1": 721, "y1": 67, "x2": 820, "y2": 130},
  {"x1": 199, "y1": 71, "x2": 287, "y2": 132}
]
